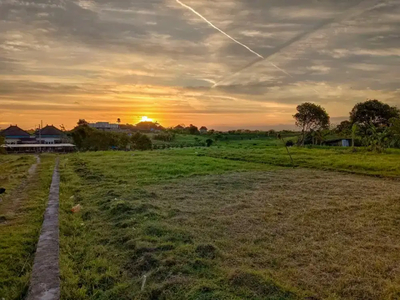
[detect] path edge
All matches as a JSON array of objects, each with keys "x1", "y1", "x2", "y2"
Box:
[{"x1": 27, "y1": 158, "x2": 60, "y2": 300}]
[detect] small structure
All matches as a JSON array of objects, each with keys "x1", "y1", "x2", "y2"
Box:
[
  {"x1": 88, "y1": 122, "x2": 119, "y2": 131},
  {"x1": 1, "y1": 143, "x2": 76, "y2": 153},
  {"x1": 36, "y1": 125, "x2": 64, "y2": 144},
  {"x1": 174, "y1": 125, "x2": 185, "y2": 130},
  {"x1": 200, "y1": 126, "x2": 208, "y2": 134},
  {"x1": 0, "y1": 125, "x2": 35, "y2": 144},
  {"x1": 324, "y1": 138, "x2": 352, "y2": 147}
]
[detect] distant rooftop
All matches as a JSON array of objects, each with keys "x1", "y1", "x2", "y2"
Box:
[
  {"x1": 37, "y1": 125, "x2": 64, "y2": 136},
  {"x1": 0, "y1": 125, "x2": 30, "y2": 137}
]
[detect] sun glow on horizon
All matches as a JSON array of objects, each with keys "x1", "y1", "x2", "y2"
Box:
[{"x1": 140, "y1": 116, "x2": 153, "y2": 122}]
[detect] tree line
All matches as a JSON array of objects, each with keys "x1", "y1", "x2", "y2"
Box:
[
  {"x1": 71, "y1": 123, "x2": 152, "y2": 151},
  {"x1": 293, "y1": 99, "x2": 400, "y2": 151}
]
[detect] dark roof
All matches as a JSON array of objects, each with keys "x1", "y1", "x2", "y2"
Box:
[
  {"x1": 200, "y1": 126, "x2": 208, "y2": 130},
  {"x1": 324, "y1": 138, "x2": 351, "y2": 144},
  {"x1": 0, "y1": 125, "x2": 30, "y2": 137},
  {"x1": 37, "y1": 125, "x2": 63, "y2": 136},
  {"x1": 174, "y1": 125, "x2": 184, "y2": 129}
]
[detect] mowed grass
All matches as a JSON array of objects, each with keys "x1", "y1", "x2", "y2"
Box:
[
  {"x1": 199, "y1": 142, "x2": 400, "y2": 177},
  {"x1": 0, "y1": 155, "x2": 35, "y2": 196},
  {"x1": 59, "y1": 150, "x2": 400, "y2": 299},
  {"x1": 0, "y1": 155, "x2": 55, "y2": 299}
]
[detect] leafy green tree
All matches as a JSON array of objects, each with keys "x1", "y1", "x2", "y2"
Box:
[
  {"x1": 135, "y1": 135, "x2": 152, "y2": 150},
  {"x1": 205, "y1": 139, "x2": 213, "y2": 147},
  {"x1": 350, "y1": 99, "x2": 399, "y2": 133},
  {"x1": 293, "y1": 103, "x2": 330, "y2": 146},
  {"x1": 336, "y1": 120, "x2": 352, "y2": 137},
  {"x1": 363, "y1": 123, "x2": 390, "y2": 153},
  {"x1": 188, "y1": 124, "x2": 200, "y2": 135}
]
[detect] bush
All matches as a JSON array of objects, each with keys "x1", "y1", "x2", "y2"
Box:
[
  {"x1": 206, "y1": 139, "x2": 214, "y2": 147},
  {"x1": 153, "y1": 132, "x2": 175, "y2": 142},
  {"x1": 71, "y1": 126, "x2": 152, "y2": 151},
  {"x1": 285, "y1": 140, "x2": 294, "y2": 147},
  {"x1": 135, "y1": 135, "x2": 152, "y2": 150}
]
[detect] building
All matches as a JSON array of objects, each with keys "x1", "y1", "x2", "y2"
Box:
[
  {"x1": 323, "y1": 138, "x2": 352, "y2": 147},
  {"x1": 88, "y1": 122, "x2": 119, "y2": 131},
  {"x1": 2, "y1": 143, "x2": 76, "y2": 153},
  {"x1": 36, "y1": 125, "x2": 64, "y2": 144},
  {"x1": 0, "y1": 125, "x2": 35, "y2": 144},
  {"x1": 200, "y1": 126, "x2": 208, "y2": 134}
]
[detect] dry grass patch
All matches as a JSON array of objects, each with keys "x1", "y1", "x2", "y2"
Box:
[{"x1": 145, "y1": 169, "x2": 400, "y2": 299}]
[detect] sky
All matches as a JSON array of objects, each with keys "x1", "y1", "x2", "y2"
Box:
[{"x1": 1, "y1": 0, "x2": 400, "y2": 130}]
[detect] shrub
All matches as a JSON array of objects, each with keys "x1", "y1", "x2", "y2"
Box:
[
  {"x1": 206, "y1": 139, "x2": 214, "y2": 147},
  {"x1": 285, "y1": 140, "x2": 294, "y2": 147}
]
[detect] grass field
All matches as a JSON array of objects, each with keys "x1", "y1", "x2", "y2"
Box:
[
  {"x1": 2, "y1": 141, "x2": 400, "y2": 299},
  {"x1": 0, "y1": 155, "x2": 55, "y2": 299},
  {"x1": 58, "y1": 149, "x2": 400, "y2": 299}
]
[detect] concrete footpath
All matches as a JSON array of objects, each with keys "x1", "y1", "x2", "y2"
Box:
[{"x1": 27, "y1": 158, "x2": 60, "y2": 300}]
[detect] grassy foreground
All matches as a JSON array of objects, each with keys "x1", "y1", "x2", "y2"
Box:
[
  {"x1": 0, "y1": 155, "x2": 55, "y2": 299},
  {"x1": 59, "y1": 149, "x2": 400, "y2": 299}
]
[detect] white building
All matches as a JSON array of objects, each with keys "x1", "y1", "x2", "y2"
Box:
[{"x1": 88, "y1": 122, "x2": 119, "y2": 131}]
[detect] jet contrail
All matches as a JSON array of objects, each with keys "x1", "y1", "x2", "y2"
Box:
[
  {"x1": 176, "y1": 0, "x2": 264, "y2": 58},
  {"x1": 212, "y1": 0, "x2": 385, "y2": 87},
  {"x1": 176, "y1": 0, "x2": 295, "y2": 78}
]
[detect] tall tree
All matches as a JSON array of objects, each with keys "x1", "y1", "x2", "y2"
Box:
[
  {"x1": 188, "y1": 124, "x2": 200, "y2": 135},
  {"x1": 293, "y1": 102, "x2": 330, "y2": 146},
  {"x1": 77, "y1": 119, "x2": 89, "y2": 126},
  {"x1": 350, "y1": 99, "x2": 399, "y2": 133},
  {"x1": 336, "y1": 120, "x2": 352, "y2": 137}
]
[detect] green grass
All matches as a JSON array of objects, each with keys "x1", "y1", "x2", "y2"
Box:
[
  {"x1": 0, "y1": 155, "x2": 55, "y2": 299},
  {"x1": 200, "y1": 145, "x2": 400, "y2": 177},
  {"x1": 59, "y1": 152, "x2": 289, "y2": 299},
  {"x1": 4, "y1": 141, "x2": 400, "y2": 299},
  {"x1": 0, "y1": 155, "x2": 35, "y2": 196},
  {"x1": 58, "y1": 148, "x2": 400, "y2": 299}
]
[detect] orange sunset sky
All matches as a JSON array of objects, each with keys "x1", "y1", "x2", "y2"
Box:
[{"x1": 1, "y1": 0, "x2": 400, "y2": 130}]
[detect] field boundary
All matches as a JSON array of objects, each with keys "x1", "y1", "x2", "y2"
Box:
[
  {"x1": 204, "y1": 152, "x2": 400, "y2": 180},
  {"x1": 27, "y1": 158, "x2": 60, "y2": 300}
]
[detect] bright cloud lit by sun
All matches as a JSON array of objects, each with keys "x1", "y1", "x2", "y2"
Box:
[{"x1": 140, "y1": 116, "x2": 153, "y2": 122}]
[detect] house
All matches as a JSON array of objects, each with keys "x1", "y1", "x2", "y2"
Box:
[
  {"x1": 88, "y1": 122, "x2": 119, "y2": 131},
  {"x1": 0, "y1": 125, "x2": 35, "y2": 144},
  {"x1": 199, "y1": 126, "x2": 208, "y2": 134},
  {"x1": 323, "y1": 138, "x2": 352, "y2": 147},
  {"x1": 2, "y1": 143, "x2": 76, "y2": 153},
  {"x1": 36, "y1": 125, "x2": 64, "y2": 144}
]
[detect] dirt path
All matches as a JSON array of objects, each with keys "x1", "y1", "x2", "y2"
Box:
[{"x1": 27, "y1": 158, "x2": 60, "y2": 300}]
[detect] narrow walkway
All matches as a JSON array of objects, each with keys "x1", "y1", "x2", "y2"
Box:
[{"x1": 27, "y1": 158, "x2": 60, "y2": 300}]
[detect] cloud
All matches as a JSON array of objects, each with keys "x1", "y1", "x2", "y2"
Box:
[{"x1": 0, "y1": 0, "x2": 399, "y2": 129}]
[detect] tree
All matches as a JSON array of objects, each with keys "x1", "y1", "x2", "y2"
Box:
[
  {"x1": 205, "y1": 139, "x2": 213, "y2": 147},
  {"x1": 336, "y1": 120, "x2": 352, "y2": 137},
  {"x1": 0, "y1": 135, "x2": 5, "y2": 154},
  {"x1": 135, "y1": 135, "x2": 152, "y2": 150},
  {"x1": 188, "y1": 124, "x2": 200, "y2": 135},
  {"x1": 293, "y1": 103, "x2": 330, "y2": 146},
  {"x1": 77, "y1": 119, "x2": 89, "y2": 126},
  {"x1": 350, "y1": 99, "x2": 399, "y2": 133},
  {"x1": 117, "y1": 118, "x2": 121, "y2": 124}
]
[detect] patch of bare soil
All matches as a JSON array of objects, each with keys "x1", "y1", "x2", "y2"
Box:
[{"x1": 147, "y1": 169, "x2": 400, "y2": 299}]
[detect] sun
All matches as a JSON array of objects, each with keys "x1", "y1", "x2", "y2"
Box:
[{"x1": 140, "y1": 116, "x2": 153, "y2": 122}]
